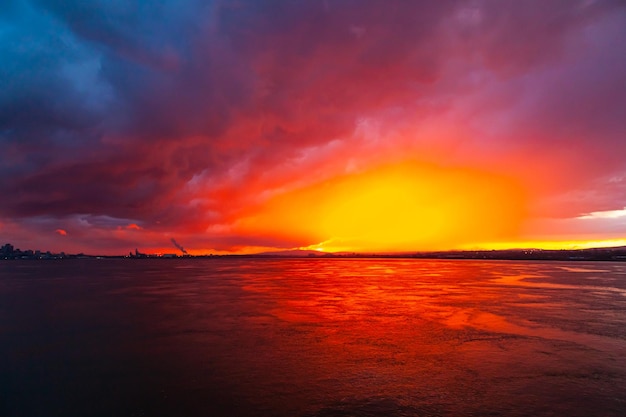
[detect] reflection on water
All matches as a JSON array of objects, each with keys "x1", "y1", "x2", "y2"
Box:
[{"x1": 1, "y1": 259, "x2": 626, "y2": 417}]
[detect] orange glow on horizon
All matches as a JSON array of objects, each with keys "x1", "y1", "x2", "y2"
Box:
[
  {"x1": 237, "y1": 161, "x2": 528, "y2": 252},
  {"x1": 463, "y1": 239, "x2": 626, "y2": 251}
]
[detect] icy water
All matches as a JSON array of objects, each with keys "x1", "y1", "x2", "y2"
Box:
[{"x1": 1, "y1": 259, "x2": 626, "y2": 417}]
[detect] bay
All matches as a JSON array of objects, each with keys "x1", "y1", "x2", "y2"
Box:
[{"x1": 1, "y1": 258, "x2": 625, "y2": 416}]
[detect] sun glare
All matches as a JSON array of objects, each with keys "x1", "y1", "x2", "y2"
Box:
[{"x1": 240, "y1": 161, "x2": 527, "y2": 252}]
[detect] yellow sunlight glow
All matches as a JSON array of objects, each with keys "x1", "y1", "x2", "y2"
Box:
[
  {"x1": 467, "y1": 239, "x2": 626, "y2": 251},
  {"x1": 239, "y1": 161, "x2": 527, "y2": 252}
]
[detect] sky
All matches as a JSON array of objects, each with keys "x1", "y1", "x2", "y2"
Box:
[{"x1": 1, "y1": 0, "x2": 626, "y2": 255}]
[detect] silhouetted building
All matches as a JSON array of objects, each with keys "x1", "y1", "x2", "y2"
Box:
[{"x1": 2, "y1": 243, "x2": 14, "y2": 256}]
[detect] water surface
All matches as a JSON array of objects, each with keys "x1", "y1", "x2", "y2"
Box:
[{"x1": 1, "y1": 259, "x2": 625, "y2": 416}]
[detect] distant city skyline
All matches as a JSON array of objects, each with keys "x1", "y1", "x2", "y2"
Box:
[
  {"x1": 3, "y1": 240, "x2": 626, "y2": 264},
  {"x1": 2, "y1": 1, "x2": 625, "y2": 255}
]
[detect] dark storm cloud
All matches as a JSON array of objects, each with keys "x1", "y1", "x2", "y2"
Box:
[{"x1": 1, "y1": 0, "x2": 457, "y2": 218}]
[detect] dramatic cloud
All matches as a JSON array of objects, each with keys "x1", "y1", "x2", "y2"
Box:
[{"x1": 1, "y1": 0, "x2": 625, "y2": 254}]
